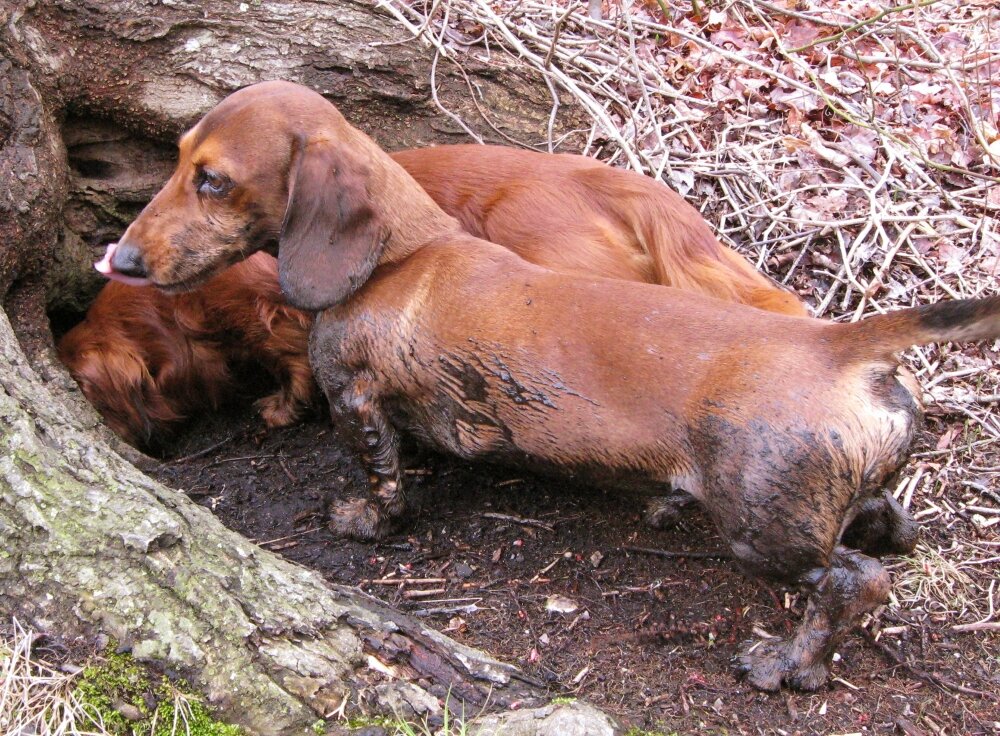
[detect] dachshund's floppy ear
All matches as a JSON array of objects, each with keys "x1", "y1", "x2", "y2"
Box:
[{"x1": 278, "y1": 135, "x2": 387, "y2": 311}]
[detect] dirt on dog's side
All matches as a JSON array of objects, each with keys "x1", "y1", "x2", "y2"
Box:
[{"x1": 153, "y1": 403, "x2": 1000, "y2": 736}]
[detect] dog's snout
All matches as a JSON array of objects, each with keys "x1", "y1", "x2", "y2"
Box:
[{"x1": 110, "y1": 242, "x2": 149, "y2": 279}]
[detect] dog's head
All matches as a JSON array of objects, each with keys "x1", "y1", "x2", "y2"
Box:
[{"x1": 96, "y1": 80, "x2": 388, "y2": 311}]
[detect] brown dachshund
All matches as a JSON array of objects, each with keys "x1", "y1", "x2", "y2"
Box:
[
  {"x1": 67, "y1": 139, "x2": 804, "y2": 447},
  {"x1": 59, "y1": 252, "x2": 314, "y2": 447},
  {"x1": 92, "y1": 81, "x2": 999, "y2": 691}
]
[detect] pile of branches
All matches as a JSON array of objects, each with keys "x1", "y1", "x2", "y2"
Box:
[{"x1": 381, "y1": 0, "x2": 1000, "y2": 625}]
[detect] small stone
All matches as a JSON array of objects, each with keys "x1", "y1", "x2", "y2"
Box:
[
  {"x1": 114, "y1": 700, "x2": 143, "y2": 722},
  {"x1": 454, "y1": 561, "x2": 474, "y2": 578},
  {"x1": 545, "y1": 594, "x2": 578, "y2": 615}
]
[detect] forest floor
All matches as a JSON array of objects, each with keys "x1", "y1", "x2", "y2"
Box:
[{"x1": 154, "y1": 396, "x2": 999, "y2": 736}]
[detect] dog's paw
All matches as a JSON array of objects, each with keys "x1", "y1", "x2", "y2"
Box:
[
  {"x1": 327, "y1": 497, "x2": 394, "y2": 541},
  {"x1": 735, "y1": 639, "x2": 830, "y2": 692},
  {"x1": 255, "y1": 392, "x2": 304, "y2": 429}
]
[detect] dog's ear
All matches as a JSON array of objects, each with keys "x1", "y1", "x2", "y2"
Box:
[
  {"x1": 278, "y1": 135, "x2": 387, "y2": 311},
  {"x1": 64, "y1": 344, "x2": 157, "y2": 446}
]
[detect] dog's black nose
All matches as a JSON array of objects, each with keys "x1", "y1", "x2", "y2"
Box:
[{"x1": 110, "y1": 242, "x2": 148, "y2": 278}]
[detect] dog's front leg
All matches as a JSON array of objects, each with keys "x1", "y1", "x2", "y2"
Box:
[{"x1": 325, "y1": 369, "x2": 406, "y2": 540}]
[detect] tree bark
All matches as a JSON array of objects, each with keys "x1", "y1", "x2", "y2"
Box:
[{"x1": 0, "y1": 2, "x2": 616, "y2": 734}]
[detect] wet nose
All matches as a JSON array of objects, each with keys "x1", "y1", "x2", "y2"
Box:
[{"x1": 110, "y1": 241, "x2": 148, "y2": 279}]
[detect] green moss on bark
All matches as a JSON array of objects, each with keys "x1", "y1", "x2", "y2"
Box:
[{"x1": 76, "y1": 649, "x2": 243, "y2": 736}]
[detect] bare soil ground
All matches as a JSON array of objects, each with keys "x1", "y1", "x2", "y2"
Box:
[{"x1": 152, "y1": 395, "x2": 1000, "y2": 736}]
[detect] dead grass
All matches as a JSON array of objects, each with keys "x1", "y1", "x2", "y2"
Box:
[
  {"x1": 893, "y1": 541, "x2": 992, "y2": 619},
  {"x1": 0, "y1": 619, "x2": 227, "y2": 736},
  {"x1": 0, "y1": 619, "x2": 101, "y2": 736},
  {"x1": 379, "y1": 0, "x2": 1000, "y2": 627}
]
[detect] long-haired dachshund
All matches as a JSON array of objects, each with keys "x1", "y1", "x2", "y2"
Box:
[
  {"x1": 92, "y1": 81, "x2": 1000, "y2": 691},
  {"x1": 65, "y1": 136, "x2": 803, "y2": 447},
  {"x1": 392, "y1": 145, "x2": 805, "y2": 316},
  {"x1": 59, "y1": 252, "x2": 314, "y2": 447}
]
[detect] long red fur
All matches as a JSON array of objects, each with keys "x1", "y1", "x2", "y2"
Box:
[
  {"x1": 58, "y1": 252, "x2": 313, "y2": 446},
  {"x1": 394, "y1": 145, "x2": 806, "y2": 316}
]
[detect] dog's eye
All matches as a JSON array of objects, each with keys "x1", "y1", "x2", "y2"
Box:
[{"x1": 197, "y1": 170, "x2": 231, "y2": 197}]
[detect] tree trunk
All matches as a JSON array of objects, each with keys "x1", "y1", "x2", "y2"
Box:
[{"x1": 0, "y1": 2, "x2": 616, "y2": 734}]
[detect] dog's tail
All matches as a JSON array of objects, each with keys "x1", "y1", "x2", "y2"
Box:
[
  {"x1": 592, "y1": 169, "x2": 809, "y2": 317},
  {"x1": 843, "y1": 296, "x2": 1000, "y2": 359}
]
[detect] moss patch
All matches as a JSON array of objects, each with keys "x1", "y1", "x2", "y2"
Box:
[
  {"x1": 549, "y1": 696, "x2": 577, "y2": 706},
  {"x1": 344, "y1": 713, "x2": 470, "y2": 735},
  {"x1": 74, "y1": 649, "x2": 242, "y2": 736}
]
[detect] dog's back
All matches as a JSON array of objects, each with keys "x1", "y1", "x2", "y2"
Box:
[{"x1": 393, "y1": 145, "x2": 805, "y2": 315}]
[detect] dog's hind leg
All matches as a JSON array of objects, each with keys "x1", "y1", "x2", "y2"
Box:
[
  {"x1": 644, "y1": 490, "x2": 698, "y2": 529},
  {"x1": 736, "y1": 546, "x2": 890, "y2": 691}
]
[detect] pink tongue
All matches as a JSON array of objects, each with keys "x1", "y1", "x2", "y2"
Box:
[
  {"x1": 94, "y1": 242, "x2": 153, "y2": 287},
  {"x1": 93, "y1": 242, "x2": 117, "y2": 274}
]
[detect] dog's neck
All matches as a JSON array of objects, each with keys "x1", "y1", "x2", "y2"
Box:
[{"x1": 357, "y1": 135, "x2": 462, "y2": 266}]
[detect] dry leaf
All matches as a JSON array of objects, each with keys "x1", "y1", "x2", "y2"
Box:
[{"x1": 783, "y1": 20, "x2": 822, "y2": 49}]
